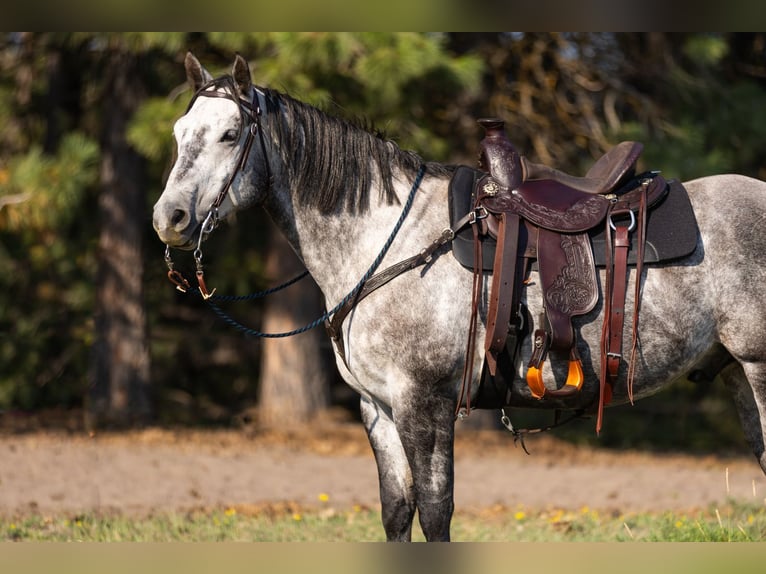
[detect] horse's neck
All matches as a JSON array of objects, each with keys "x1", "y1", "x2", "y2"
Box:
[{"x1": 264, "y1": 169, "x2": 445, "y2": 308}]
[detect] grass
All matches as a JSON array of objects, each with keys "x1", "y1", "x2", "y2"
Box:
[{"x1": 2, "y1": 501, "x2": 765, "y2": 542}]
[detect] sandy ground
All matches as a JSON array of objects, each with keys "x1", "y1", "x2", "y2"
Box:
[{"x1": 1, "y1": 419, "x2": 765, "y2": 519}]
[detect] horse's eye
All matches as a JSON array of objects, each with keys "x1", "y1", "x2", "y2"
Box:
[{"x1": 220, "y1": 129, "x2": 238, "y2": 143}]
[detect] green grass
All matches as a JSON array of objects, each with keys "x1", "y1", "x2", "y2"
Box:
[{"x1": 2, "y1": 501, "x2": 765, "y2": 542}]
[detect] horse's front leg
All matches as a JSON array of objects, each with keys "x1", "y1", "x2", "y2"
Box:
[
  {"x1": 394, "y1": 387, "x2": 456, "y2": 542},
  {"x1": 360, "y1": 396, "x2": 417, "y2": 541}
]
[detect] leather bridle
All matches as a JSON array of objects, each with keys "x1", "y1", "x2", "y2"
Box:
[{"x1": 165, "y1": 79, "x2": 271, "y2": 298}]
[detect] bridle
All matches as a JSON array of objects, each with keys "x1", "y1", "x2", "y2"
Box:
[{"x1": 165, "y1": 79, "x2": 271, "y2": 298}]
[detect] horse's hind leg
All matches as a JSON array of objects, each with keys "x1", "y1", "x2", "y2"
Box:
[
  {"x1": 360, "y1": 396, "x2": 416, "y2": 541},
  {"x1": 720, "y1": 361, "x2": 766, "y2": 474}
]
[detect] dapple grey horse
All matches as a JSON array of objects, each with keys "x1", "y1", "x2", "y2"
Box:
[{"x1": 153, "y1": 53, "x2": 766, "y2": 541}]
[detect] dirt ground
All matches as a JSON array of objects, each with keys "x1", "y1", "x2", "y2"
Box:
[{"x1": 1, "y1": 416, "x2": 765, "y2": 518}]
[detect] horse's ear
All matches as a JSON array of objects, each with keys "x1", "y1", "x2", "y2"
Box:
[
  {"x1": 185, "y1": 51, "x2": 213, "y2": 92},
  {"x1": 232, "y1": 53, "x2": 252, "y2": 96}
]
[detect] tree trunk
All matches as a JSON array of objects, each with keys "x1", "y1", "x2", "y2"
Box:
[
  {"x1": 86, "y1": 48, "x2": 151, "y2": 428},
  {"x1": 257, "y1": 224, "x2": 333, "y2": 428}
]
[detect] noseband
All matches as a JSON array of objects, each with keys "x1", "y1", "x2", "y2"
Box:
[{"x1": 165, "y1": 79, "x2": 271, "y2": 298}]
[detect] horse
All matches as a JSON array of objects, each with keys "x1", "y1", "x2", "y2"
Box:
[{"x1": 153, "y1": 53, "x2": 766, "y2": 541}]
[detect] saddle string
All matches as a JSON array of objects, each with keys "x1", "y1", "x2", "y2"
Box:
[{"x1": 627, "y1": 182, "x2": 649, "y2": 404}]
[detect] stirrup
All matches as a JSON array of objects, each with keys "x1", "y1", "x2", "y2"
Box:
[{"x1": 526, "y1": 351, "x2": 584, "y2": 399}]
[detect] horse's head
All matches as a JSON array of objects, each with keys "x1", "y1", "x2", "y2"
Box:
[{"x1": 153, "y1": 52, "x2": 267, "y2": 249}]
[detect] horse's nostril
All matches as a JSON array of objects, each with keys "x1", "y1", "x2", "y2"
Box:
[{"x1": 170, "y1": 209, "x2": 187, "y2": 228}]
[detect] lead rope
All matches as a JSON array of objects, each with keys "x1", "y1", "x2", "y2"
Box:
[{"x1": 164, "y1": 165, "x2": 427, "y2": 338}]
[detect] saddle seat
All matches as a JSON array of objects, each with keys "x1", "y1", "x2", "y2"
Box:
[
  {"x1": 522, "y1": 140, "x2": 644, "y2": 196},
  {"x1": 478, "y1": 117, "x2": 644, "y2": 197},
  {"x1": 460, "y1": 118, "x2": 668, "y2": 433}
]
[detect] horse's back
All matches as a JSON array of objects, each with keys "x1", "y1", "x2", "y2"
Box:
[{"x1": 684, "y1": 173, "x2": 766, "y2": 275}]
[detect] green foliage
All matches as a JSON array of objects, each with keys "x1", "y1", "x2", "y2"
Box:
[
  {"x1": 0, "y1": 132, "x2": 99, "y2": 231},
  {"x1": 0, "y1": 129, "x2": 99, "y2": 410},
  {"x1": 684, "y1": 35, "x2": 729, "y2": 67},
  {"x1": 127, "y1": 98, "x2": 185, "y2": 162}
]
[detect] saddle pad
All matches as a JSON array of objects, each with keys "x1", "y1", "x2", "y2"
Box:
[
  {"x1": 589, "y1": 179, "x2": 698, "y2": 266},
  {"x1": 449, "y1": 166, "x2": 495, "y2": 271},
  {"x1": 448, "y1": 167, "x2": 699, "y2": 269}
]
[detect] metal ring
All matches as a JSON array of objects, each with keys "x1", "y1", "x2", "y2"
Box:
[
  {"x1": 200, "y1": 210, "x2": 217, "y2": 235},
  {"x1": 608, "y1": 209, "x2": 636, "y2": 232}
]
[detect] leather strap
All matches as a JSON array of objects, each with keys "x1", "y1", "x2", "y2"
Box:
[
  {"x1": 484, "y1": 212, "x2": 520, "y2": 376},
  {"x1": 326, "y1": 228, "x2": 456, "y2": 368},
  {"x1": 598, "y1": 205, "x2": 639, "y2": 433},
  {"x1": 607, "y1": 222, "x2": 631, "y2": 380},
  {"x1": 457, "y1": 223, "x2": 484, "y2": 415}
]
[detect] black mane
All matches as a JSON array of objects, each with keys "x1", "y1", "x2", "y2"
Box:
[{"x1": 260, "y1": 87, "x2": 453, "y2": 214}]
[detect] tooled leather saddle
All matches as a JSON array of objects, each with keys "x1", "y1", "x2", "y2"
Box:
[{"x1": 452, "y1": 119, "x2": 698, "y2": 432}]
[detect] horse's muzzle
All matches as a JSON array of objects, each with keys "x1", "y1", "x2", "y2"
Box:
[{"x1": 152, "y1": 202, "x2": 196, "y2": 249}]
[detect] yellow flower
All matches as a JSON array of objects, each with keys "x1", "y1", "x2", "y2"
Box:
[
  {"x1": 548, "y1": 509, "x2": 565, "y2": 524},
  {"x1": 318, "y1": 493, "x2": 330, "y2": 503},
  {"x1": 675, "y1": 520, "x2": 684, "y2": 528},
  {"x1": 224, "y1": 507, "x2": 237, "y2": 517},
  {"x1": 353, "y1": 505, "x2": 362, "y2": 513},
  {"x1": 514, "y1": 511, "x2": 526, "y2": 521},
  {"x1": 292, "y1": 513, "x2": 302, "y2": 522}
]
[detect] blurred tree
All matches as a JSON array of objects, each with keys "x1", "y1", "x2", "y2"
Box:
[
  {"x1": 86, "y1": 39, "x2": 151, "y2": 427},
  {"x1": 256, "y1": 225, "x2": 333, "y2": 428}
]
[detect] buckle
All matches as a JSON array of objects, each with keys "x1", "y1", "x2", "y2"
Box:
[{"x1": 469, "y1": 206, "x2": 489, "y2": 224}]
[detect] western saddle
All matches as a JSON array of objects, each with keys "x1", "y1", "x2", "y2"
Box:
[{"x1": 460, "y1": 118, "x2": 669, "y2": 433}]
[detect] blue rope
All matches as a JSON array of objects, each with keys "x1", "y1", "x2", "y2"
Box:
[
  {"x1": 204, "y1": 164, "x2": 427, "y2": 338},
  {"x1": 208, "y1": 270, "x2": 309, "y2": 303}
]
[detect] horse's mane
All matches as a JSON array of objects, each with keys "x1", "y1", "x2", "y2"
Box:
[{"x1": 260, "y1": 87, "x2": 454, "y2": 214}]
